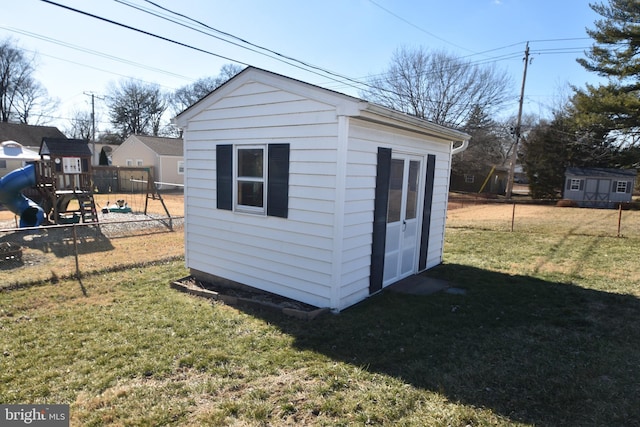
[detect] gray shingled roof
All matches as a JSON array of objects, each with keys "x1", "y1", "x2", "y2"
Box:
[
  {"x1": 40, "y1": 138, "x2": 92, "y2": 157},
  {"x1": 133, "y1": 135, "x2": 183, "y2": 156},
  {"x1": 0, "y1": 122, "x2": 66, "y2": 147},
  {"x1": 566, "y1": 167, "x2": 637, "y2": 179}
]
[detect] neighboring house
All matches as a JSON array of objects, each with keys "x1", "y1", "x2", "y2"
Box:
[
  {"x1": 0, "y1": 122, "x2": 67, "y2": 149},
  {"x1": 0, "y1": 140, "x2": 40, "y2": 176},
  {"x1": 110, "y1": 135, "x2": 184, "y2": 190},
  {"x1": 450, "y1": 165, "x2": 509, "y2": 194},
  {"x1": 173, "y1": 67, "x2": 470, "y2": 312},
  {"x1": 564, "y1": 167, "x2": 637, "y2": 208}
]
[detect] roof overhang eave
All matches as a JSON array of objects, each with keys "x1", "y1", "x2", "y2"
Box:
[{"x1": 358, "y1": 103, "x2": 471, "y2": 146}]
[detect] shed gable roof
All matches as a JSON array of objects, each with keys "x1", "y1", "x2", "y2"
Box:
[
  {"x1": 566, "y1": 167, "x2": 637, "y2": 179},
  {"x1": 173, "y1": 67, "x2": 470, "y2": 143}
]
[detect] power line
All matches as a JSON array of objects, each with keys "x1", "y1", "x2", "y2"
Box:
[
  {"x1": 0, "y1": 26, "x2": 196, "y2": 83},
  {"x1": 23, "y1": 0, "x2": 599, "y2": 130},
  {"x1": 366, "y1": 0, "x2": 476, "y2": 54},
  {"x1": 39, "y1": 0, "x2": 248, "y2": 65},
  {"x1": 127, "y1": 0, "x2": 372, "y2": 91},
  {"x1": 39, "y1": 0, "x2": 373, "y2": 94}
]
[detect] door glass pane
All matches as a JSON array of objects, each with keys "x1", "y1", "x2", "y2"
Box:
[
  {"x1": 387, "y1": 159, "x2": 404, "y2": 223},
  {"x1": 405, "y1": 160, "x2": 419, "y2": 220}
]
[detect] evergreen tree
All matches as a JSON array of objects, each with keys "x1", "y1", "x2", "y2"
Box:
[
  {"x1": 573, "y1": 0, "x2": 640, "y2": 155},
  {"x1": 521, "y1": 115, "x2": 572, "y2": 199},
  {"x1": 453, "y1": 105, "x2": 506, "y2": 176}
]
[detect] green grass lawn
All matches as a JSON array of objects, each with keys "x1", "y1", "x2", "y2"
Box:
[{"x1": 1, "y1": 222, "x2": 640, "y2": 425}]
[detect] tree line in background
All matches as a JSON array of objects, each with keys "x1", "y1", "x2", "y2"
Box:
[
  {"x1": 0, "y1": 0, "x2": 637, "y2": 199},
  {"x1": 0, "y1": 40, "x2": 242, "y2": 142}
]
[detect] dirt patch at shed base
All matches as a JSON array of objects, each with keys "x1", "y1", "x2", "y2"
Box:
[{"x1": 171, "y1": 276, "x2": 329, "y2": 320}]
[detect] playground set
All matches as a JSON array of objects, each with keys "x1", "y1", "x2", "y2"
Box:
[{"x1": 0, "y1": 138, "x2": 170, "y2": 228}]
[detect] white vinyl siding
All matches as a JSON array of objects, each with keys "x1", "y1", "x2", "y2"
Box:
[
  {"x1": 183, "y1": 81, "x2": 341, "y2": 308},
  {"x1": 178, "y1": 69, "x2": 464, "y2": 311}
]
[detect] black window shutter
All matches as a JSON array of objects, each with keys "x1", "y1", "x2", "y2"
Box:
[
  {"x1": 613, "y1": 181, "x2": 618, "y2": 192},
  {"x1": 267, "y1": 143, "x2": 290, "y2": 218},
  {"x1": 419, "y1": 154, "x2": 436, "y2": 271},
  {"x1": 370, "y1": 147, "x2": 391, "y2": 294},
  {"x1": 626, "y1": 181, "x2": 632, "y2": 193},
  {"x1": 216, "y1": 144, "x2": 233, "y2": 210},
  {"x1": 579, "y1": 180, "x2": 584, "y2": 191},
  {"x1": 566, "y1": 179, "x2": 571, "y2": 190}
]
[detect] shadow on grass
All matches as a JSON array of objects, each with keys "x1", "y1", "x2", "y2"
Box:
[
  {"x1": 0, "y1": 225, "x2": 114, "y2": 259},
  {"x1": 253, "y1": 264, "x2": 640, "y2": 427}
]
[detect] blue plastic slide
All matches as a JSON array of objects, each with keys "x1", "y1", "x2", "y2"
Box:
[{"x1": 0, "y1": 163, "x2": 45, "y2": 227}]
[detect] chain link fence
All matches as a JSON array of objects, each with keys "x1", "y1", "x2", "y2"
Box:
[
  {"x1": 447, "y1": 198, "x2": 640, "y2": 239},
  {"x1": 0, "y1": 212, "x2": 184, "y2": 289}
]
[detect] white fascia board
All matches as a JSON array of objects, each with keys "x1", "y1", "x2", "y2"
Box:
[{"x1": 356, "y1": 103, "x2": 471, "y2": 145}]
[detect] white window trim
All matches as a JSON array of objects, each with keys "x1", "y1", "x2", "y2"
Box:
[
  {"x1": 616, "y1": 181, "x2": 627, "y2": 193},
  {"x1": 126, "y1": 159, "x2": 133, "y2": 167},
  {"x1": 136, "y1": 159, "x2": 144, "y2": 166},
  {"x1": 177, "y1": 160, "x2": 185, "y2": 175},
  {"x1": 570, "y1": 179, "x2": 581, "y2": 191},
  {"x1": 234, "y1": 144, "x2": 267, "y2": 215}
]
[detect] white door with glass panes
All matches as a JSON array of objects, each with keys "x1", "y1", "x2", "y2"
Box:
[{"x1": 383, "y1": 154, "x2": 423, "y2": 286}]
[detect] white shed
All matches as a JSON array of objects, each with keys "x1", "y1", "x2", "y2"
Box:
[{"x1": 173, "y1": 67, "x2": 469, "y2": 312}]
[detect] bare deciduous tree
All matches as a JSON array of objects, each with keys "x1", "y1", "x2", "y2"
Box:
[
  {"x1": 0, "y1": 38, "x2": 35, "y2": 122},
  {"x1": 12, "y1": 75, "x2": 59, "y2": 125},
  {"x1": 171, "y1": 63, "x2": 243, "y2": 114},
  {"x1": 362, "y1": 47, "x2": 512, "y2": 128},
  {"x1": 106, "y1": 79, "x2": 168, "y2": 139},
  {"x1": 67, "y1": 110, "x2": 94, "y2": 140}
]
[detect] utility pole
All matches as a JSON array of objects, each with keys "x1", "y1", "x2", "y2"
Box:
[
  {"x1": 84, "y1": 92, "x2": 103, "y2": 165},
  {"x1": 505, "y1": 42, "x2": 530, "y2": 199}
]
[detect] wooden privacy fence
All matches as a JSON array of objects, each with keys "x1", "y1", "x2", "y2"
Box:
[{"x1": 92, "y1": 166, "x2": 153, "y2": 193}]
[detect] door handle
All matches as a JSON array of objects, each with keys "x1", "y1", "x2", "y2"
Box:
[{"x1": 402, "y1": 220, "x2": 407, "y2": 231}]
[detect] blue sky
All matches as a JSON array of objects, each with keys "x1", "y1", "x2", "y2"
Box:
[{"x1": 1, "y1": 0, "x2": 603, "y2": 132}]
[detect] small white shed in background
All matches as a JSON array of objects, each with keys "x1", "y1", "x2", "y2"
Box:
[{"x1": 173, "y1": 67, "x2": 469, "y2": 312}]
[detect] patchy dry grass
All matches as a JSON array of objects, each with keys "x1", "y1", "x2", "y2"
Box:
[
  {"x1": 447, "y1": 202, "x2": 640, "y2": 238},
  {"x1": 0, "y1": 192, "x2": 184, "y2": 287},
  {"x1": 1, "y1": 200, "x2": 640, "y2": 426}
]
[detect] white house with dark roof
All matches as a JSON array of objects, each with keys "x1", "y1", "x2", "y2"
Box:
[
  {"x1": 110, "y1": 135, "x2": 184, "y2": 190},
  {"x1": 173, "y1": 67, "x2": 469, "y2": 312}
]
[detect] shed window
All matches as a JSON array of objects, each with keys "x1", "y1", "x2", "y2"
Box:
[
  {"x1": 464, "y1": 174, "x2": 474, "y2": 183},
  {"x1": 236, "y1": 146, "x2": 265, "y2": 213},
  {"x1": 126, "y1": 159, "x2": 133, "y2": 167},
  {"x1": 569, "y1": 179, "x2": 583, "y2": 191},
  {"x1": 614, "y1": 181, "x2": 630, "y2": 193},
  {"x1": 177, "y1": 161, "x2": 184, "y2": 175},
  {"x1": 136, "y1": 159, "x2": 143, "y2": 166},
  {"x1": 216, "y1": 144, "x2": 289, "y2": 218}
]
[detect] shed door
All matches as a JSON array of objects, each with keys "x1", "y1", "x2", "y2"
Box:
[
  {"x1": 383, "y1": 155, "x2": 422, "y2": 286},
  {"x1": 584, "y1": 178, "x2": 610, "y2": 208}
]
